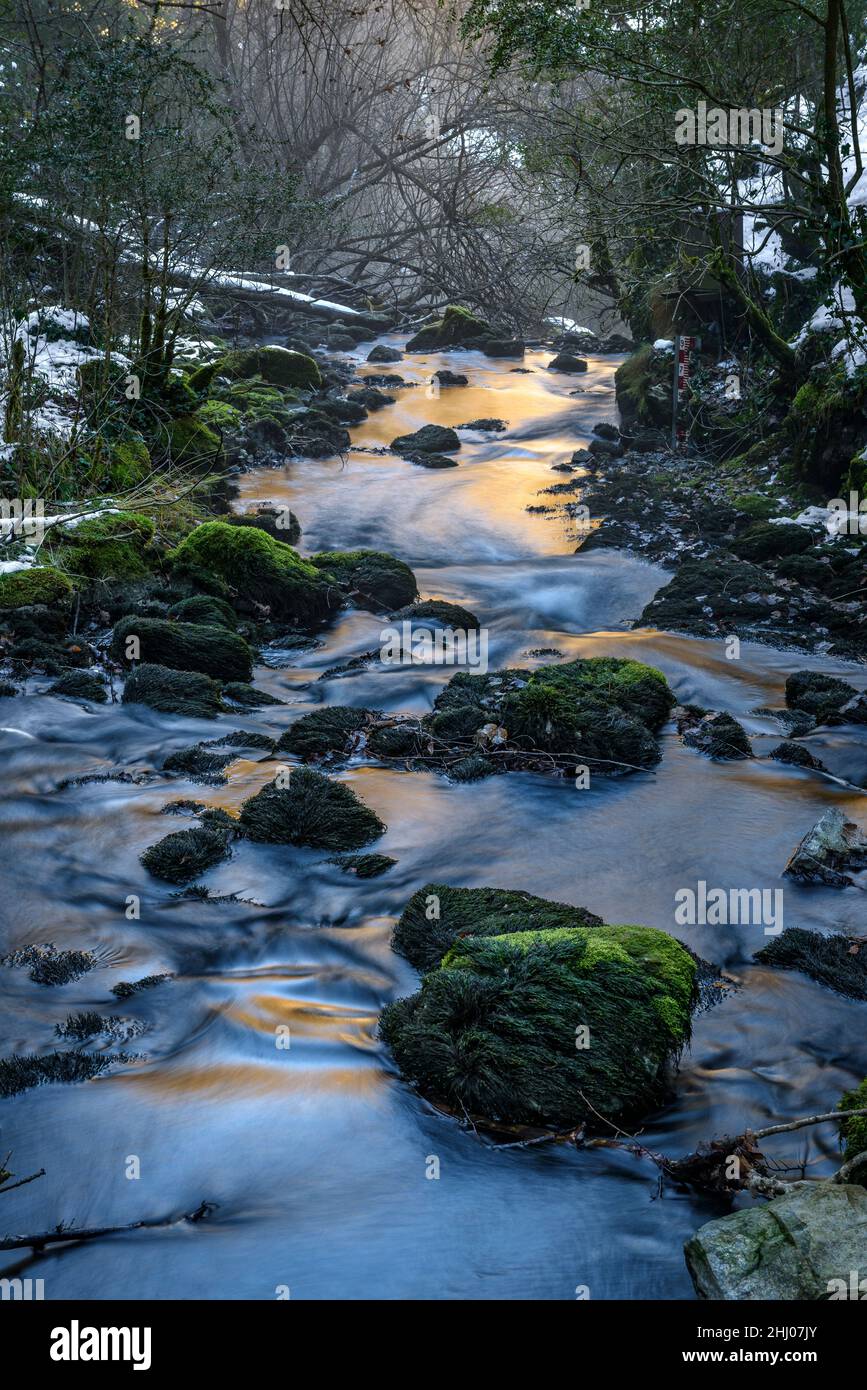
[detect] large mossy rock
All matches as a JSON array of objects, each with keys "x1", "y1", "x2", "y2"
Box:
[
  {"x1": 122, "y1": 662, "x2": 223, "y2": 718},
  {"x1": 432, "y1": 656, "x2": 675, "y2": 772},
  {"x1": 393, "y1": 883, "x2": 604, "y2": 974},
  {"x1": 239, "y1": 767, "x2": 385, "y2": 849},
  {"x1": 311, "y1": 549, "x2": 418, "y2": 610},
  {"x1": 111, "y1": 616, "x2": 253, "y2": 682},
  {"x1": 48, "y1": 512, "x2": 156, "y2": 580},
  {"x1": 168, "y1": 521, "x2": 334, "y2": 627},
  {"x1": 614, "y1": 345, "x2": 672, "y2": 430},
  {"x1": 685, "y1": 1183, "x2": 867, "y2": 1300},
  {"x1": 406, "y1": 305, "x2": 495, "y2": 352},
  {"x1": 164, "y1": 415, "x2": 221, "y2": 467},
  {"x1": 381, "y1": 919, "x2": 697, "y2": 1128},
  {"x1": 189, "y1": 347, "x2": 321, "y2": 392},
  {"x1": 0, "y1": 566, "x2": 74, "y2": 610}
]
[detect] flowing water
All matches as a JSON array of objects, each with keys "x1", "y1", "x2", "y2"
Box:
[{"x1": 2, "y1": 343, "x2": 867, "y2": 1300}]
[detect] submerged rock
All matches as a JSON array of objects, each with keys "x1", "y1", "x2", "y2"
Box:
[
  {"x1": 169, "y1": 521, "x2": 334, "y2": 627},
  {"x1": 122, "y1": 663, "x2": 223, "y2": 718},
  {"x1": 3, "y1": 942, "x2": 96, "y2": 986},
  {"x1": 677, "y1": 708, "x2": 753, "y2": 760},
  {"x1": 367, "y1": 344, "x2": 402, "y2": 363},
  {"x1": 140, "y1": 826, "x2": 231, "y2": 883},
  {"x1": 547, "y1": 352, "x2": 588, "y2": 373},
  {"x1": 48, "y1": 670, "x2": 108, "y2": 703},
  {"x1": 347, "y1": 385, "x2": 395, "y2": 411},
  {"x1": 784, "y1": 808, "x2": 867, "y2": 887},
  {"x1": 330, "y1": 852, "x2": 396, "y2": 878},
  {"x1": 392, "y1": 600, "x2": 480, "y2": 630},
  {"x1": 311, "y1": 549, "x2": 418, "y2": 610},
  {"x1": 407, "y1": 452, "x2": 459, "y2": 469},
  {"x1": 685, "y1": 1183, "x2": 867, "y2": 1300},
  {"x1": 434, "y1": 369, "x2": 468, "y2": 386},
  {"x1": 381, "y1": 914, "x2": 697, "y2": 1129},
  {"x1": 111, "y1": 616, "x2": 254, "y2": 683},
  {"x1": 392, "y1": 882, "x2": 604, "y2": 974},
  {"x1": 768, "y1": 740, "x2": 828, "y2": 771},
  {"x1": 239, "y1": 767, "x2": 385, "y2": 849},
  {"x1": 222, "y1": 682, "x2": 283, "y2": 707},
  {"x1": 785, "y1": 670, "x2": 859, "y2": 724},
  {"x1": 391, "y1": 424, "x2": 461, "y2": 457},
  {"x1": 755, "y1": 927, "x2": 867, "y2": 999}
]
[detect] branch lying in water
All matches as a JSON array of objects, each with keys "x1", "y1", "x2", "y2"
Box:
[{"x1": 0, "y1": 1198, "x2": 217, "y2": 1252}]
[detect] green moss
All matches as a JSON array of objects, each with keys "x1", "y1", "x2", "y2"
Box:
[
  {"x1": 168, "y1": 595, "x2": 238, "y2": 629},
  {"x1": 839, "y1": 1078, "x2": 867, "y2": 1159},
  {"x1": 190, "y1": 347, "x2": 321, "y2": 391},
  {"x1": 109, "y1": 436, "x2": 152, "y2": 488},
  {"x1": 48, "y1": 670, "x2": 107, "y2": 702},
  {"x1": 312, "y1": 549, "x2": 418, "y2": 610},
  {"x1": 845, "y1": 450, "x2": 867, "y2": 495},
  {"x1": 614, "y1": 345, "x2": 664, "y2": 428},
  {"x1": 0, "y1": 566, "x2": 74, "y2": 609},
  {"x1": 239, "y1": 767, "x2": 386, "y2": 850},
  {"x1": 196, "y1": 399, "x2": 243, "y2": 431},
  {"x1": 730, "y1": 521, "x2": 813, "y2": 563},
  {"x1": 392, "y1": 882, "x2": 604, "y2": 973},
  {"x1": 330, "y1": 852, "x2": 397, "y2": 878},
  {"x1": 122, "y1": 662, "x2": 223, "y2": 717},
  {"x1": 163, "y1": 415, "x2": 221, "y2": 467},
  {"x1": 111, "y1": 616, "x2": 253, "y2": 682},
  {"x1": 168, "y1": 521, "x2": 334, "y2": 627},
  {"x1": 140, "y1": 826, "x2": 230, "y2": 883},
  {"x1": 49, "y1": 511, "x2": 156, "y2": 580},
  {"x1": 381, "y1": 920, "x2": 696, "y2": 1128},
  {"x1": 278, "y1": 706, "x2": 374, "y2": 758},
  {"x1": 406, "y1": 305, "x2": 494, "y2": 351},
  {"x1": 732, "y1": 492, "x2": 780, "y2": 521}
]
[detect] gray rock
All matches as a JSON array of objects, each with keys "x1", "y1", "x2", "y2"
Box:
[
  {"x1": 548, "y1": 351, "x2": 588, "y2": 373},
  {"x1": 391, "y1": 424, "x2": 460, "y2": 456},
  {"x1": 588, "y1": 437, "x2": 625, "y2": 458},
  {"x1": 685, "y1": 1182, "x2": 867, "y2": 1300},
  {"x1": 367, "y1": 344, "x2": 403, "y2": 363},
  {"x1": 784, "y1": 808, "x2": 867, "y2": 887}
]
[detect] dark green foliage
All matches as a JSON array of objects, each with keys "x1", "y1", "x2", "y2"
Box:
[
  {"x1": 239, "y1": 767, "x2": 385, "y2": 849},
  {"x1": 330, "y1": 852, "x2": 397, "y2": 878},
  {"x1": 426, "y1": 704, "x2": 487, "y2": 741},
  {"x1": 48, "y1": 512, "x2": 156, "y2": 580},
  {"x1": 381, "y1": 923, "x2": 696, "y2": 1127},
  {"x1": 169, "y1": 522, "x2": 334, "y2": 627},
  {"x1": 278, "y1": 706, "x2": 374, "y2": 758},
  {"x1": 785, "y1": 670, "x2": 857, "y2": 722},
  {"x1": 311, "y1": 549, "x2": 418, "y2": 610},
  {"x1": 730, "y1": 522, "x2": 814, "y2": 563},
  {"x1": 0, "y1": 1051, "x2": 122, "y2": 1098},
  {"x1": 122, "y1": 663, "x2": 223, "y2": 717},
  {"x1": 839, "y1": 1078, "x2": 867, "y2": 1159},
  {"x1": 140, "y1": 826, "x2": 230, "y2": 882},
  {"x1": 111, "y1": 616, "x2": 253, "y2": 682},
  {"x1": 755, "y1": 928, "x2": 867, "y2": 999},
  {"x1": 163, "y1": 744, "x2": 237, "y2": 782},
  {"x1": 48, "y1": 670, "x2": 108, "y2": 702},
  {"x1": 392, "y1": 882, "x2": 604, "y2": 973},
  {"x1": 169, "y1": 594, "x2": 238, "y2": 629},
  {"x1": 367, "y1": 722, "x2": 424, "y2": 758}
]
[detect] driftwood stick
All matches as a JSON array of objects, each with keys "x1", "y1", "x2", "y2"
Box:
[
  {"x1": 0, "y1": 1168, "x2": 45, "y2": 1196},
  {"x1": 0, "y1": 1199, "x2": 216, "y2": 1252},
  {"x1": 752, "y1": 1107, "x2": 867, "y2": 1140}
]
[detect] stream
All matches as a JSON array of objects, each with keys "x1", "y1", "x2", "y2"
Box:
[{"x1": 2, "y1": 342, "x2": 867, "y2": 1300}]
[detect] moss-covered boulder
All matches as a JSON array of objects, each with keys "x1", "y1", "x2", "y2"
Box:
[
  {"x1": 0, "y1": 566, "x2": 74, "y2": 610},
  {"x1": 227, "y1": 507, "x2": 301, "y2": 546},
  {"x1": 168, "y1": 594, "x2": 238, "y2": 629},
  {"x1": 311, "y1": 549, "x2": 418, "y2": 610},
  {"x1": 393, "y1": 600, "x2": 480, "y2": 630},
  {"x1": 330, "y1": 852, "x2": 396, "y2": 878},
  {"x1": 678, "y1": 708, "x2": 753, "y2": 760},
  {"x1": 639, "y1": 554, "x2": 775, "y2": 631},
  {"x1": 839, "y1": 1078, "x2": 867, "y2": 1159},
  {"x1": 49, "y1": 512, "x2": 156, "y2": 580},
  {"x1": 222, "y1": 681, "x2": 283, "y2": 707},
  {"x1": 614, "y1": 345, "x2": 672, "y2": 430},
  {"x1": 48, "y1": 671, "x2": 107, "y2": 703},
  {"x1": 785, "y1": 670, "x2": 858, "y2": 723},
  {"x1": 140, "y1": 826, "x2": 230, "y2": 883},
  {"x1": 169, "y1": 521, "x2": 334, "y2": 626},
  {"x1": 406, "y1": 305, "x2": 495, "y2": 352},
  {"x1": 392, "y1": 882, "x2": 604, "y2": 974},
  {"x1": 163, "y1": 415, "x2": 221, "y2": 467},
  {"x1": 239, "y1": 767, "x2": 385, "y2": 850},
  {"x1": 111, "y1": 616, "x2": 253, "y2": 682},
  {"x1": 122, "y1": 662, "x2": 223, "y2": 718},
  {"x1": 189, "y1": 347, "x2": 321, "y2": 392},
  {"x1": 278, "y1": 706, "x2": 375, "y2": 758},
  {"x1": 381, "y1": 919, "x2": 697, "y2": 1128}
]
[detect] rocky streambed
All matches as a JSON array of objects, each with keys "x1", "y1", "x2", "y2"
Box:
[{"x1": 1, "y1": 334, "x2": 867, "y2": 1300}]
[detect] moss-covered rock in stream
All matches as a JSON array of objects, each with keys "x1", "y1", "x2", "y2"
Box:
[
  {"x1": 169, "y1": 522, "x2": 335, "y2": 627},
  {"x1": 685, "y1": 1181, "x2": 867, "y2": 1300},
  {"x1": 111, "y1": 616, "x2": 253, "y2": 682},
  {"x1": 189, "y1": 346, "x2": 322, "y2": 392},
  {"x1": 391, "y1": 424, "x2": 461, "y2": 457},
  {"x1": 330, "y1": 852, "x2": 396, "y2": 878},
  {"x1": 839, "y1": 1078, "x2": 867, "y2": 1159},
  {"x1": 122, "y1": 662, "x2": 223, "y2": 718},
  {"x1": 0, "y1": 566, "x2": 74, "y2": 610},
  {"x1": 48, "y1": 670, "x2": 108, "y2": 702},
  {"x1": 381, "y1": 919, "x2": 697, "y2": 1128},
  {"x1": 393, "y1": 600, "x2": 480, "y2": 630},
  {"x1": 0, "y1": 1051, "x2": 124, "y2": 1098},
  {"x1": 785, "y1": 670, "x2": 858, "y2": 723},
  {"x1": 168, "y1": 594, "x2": 239, "y2": 629},
  {"x1": 227, "y1": 506, "x2": 301, "y2": 546},
  {"x1": 406, "y1": 305, "x2": 496, "y2": 352},
  {"x1": 140, "y1": 825, "x2": 231, "y2": 883},
  {"x1": 639, "y1": 554, "x2": 775, "y2": 632},
  {"x1": 47, "y1": 512, "x2": 156, "y2": 581},
  {"x1": 755, "y1": 927, "x2": 867, "y2": 999},
  {"x1": 677, "y1": 708, "x2": 753, "y2": 760},
  {"x1": 239, "y1": 767, "x2": 385, "y2": 849},
  {"x1": 311, "y1": 549, "x2": 418, "y2": 610},
  {"x1": 278, "y1": 706, "x2": 375, "y2": 758},
  {"x1": 222, "y1": 682, "x2": 283, "y2": 707},
  {"x1": 392, "y1": 882, "x2": 604, "y2": 973}
]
